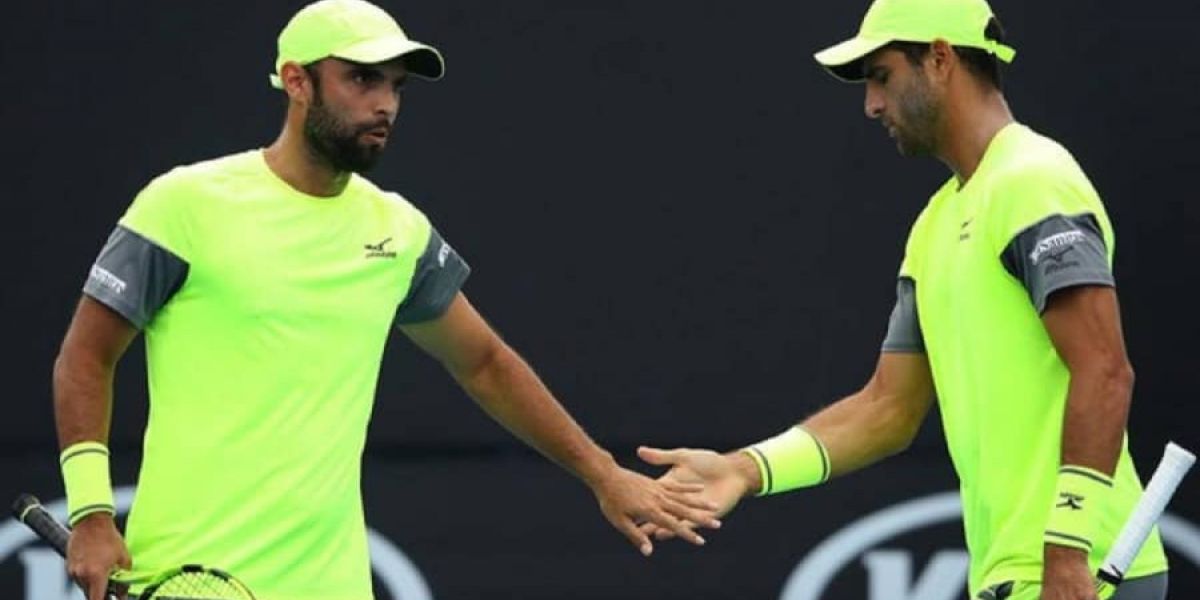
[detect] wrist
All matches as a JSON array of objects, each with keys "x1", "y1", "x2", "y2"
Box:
[
  {"x1": 726, "y1": 450, "x2": 762, "y2": 498},
  {"x1": 72, "y1": 511, "x2": 117, "y2": 530},
  {"x1": 1044, "y1": 464, "x2": 1113, "y2": 554},
  {"x1": 575, "y1": 447, "x2": 620, "y2": 488},
  {"x1": 60, "y1": 441, "x2": 115, "y2": 526},
  {"x1": 742, "y1": 426, "x2": 830, "y2": 496}
]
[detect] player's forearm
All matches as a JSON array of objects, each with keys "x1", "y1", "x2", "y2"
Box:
[
  {"x1": 457, "y1": 344, "x2": 617, "y2": 483},
  {"x1": 801, "y1": 385, "x2": 924, "y2": 478},
  {"x1": 1059, "y1": 360, "x2": 1133, "y2": 476},
  {"x1": 52, "y1": 348, "x2": 116, "y2": 449}
]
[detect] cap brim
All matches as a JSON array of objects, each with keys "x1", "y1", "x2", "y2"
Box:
[
  {"x1": 333, "y1": 34, "x2": 446, "y2": 81},
  {"x1": 813, "y1": 36, "x2": 891, "y2": 83}
]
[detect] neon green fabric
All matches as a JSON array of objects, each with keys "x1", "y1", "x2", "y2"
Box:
[
  {"x1": 815, "y1": 0, "x2": 1015, "y2": 81},
  {"x1": 118, "y1": 150, "x2": 434, "y2": 600},
  {"x1": 745, "y1": 426, "x2": 830, "y2": 495},
  {"x1": 270, "y1": 0, "x2": 444, "y2": 88},
  {"x1": 899, "y1": 123, "x2": 1166, "y2": 596},
  {"x1": 1045, "y1": 466, "x2": 1113, "y2": 553},
  {"x1": 996, "y1": 580, "x2": 1116, "y2": 600},
  {"x1": 60, "y1": 442, "x2": 115, "y2": 526}
]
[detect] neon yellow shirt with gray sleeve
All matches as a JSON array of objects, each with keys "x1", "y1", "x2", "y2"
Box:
[
  {"x1": 82, "y1": 149, "x2": 468, "y2": 600},
  {"x1": 889, "y1": 124, "x2": 1166, "y2": 596}
]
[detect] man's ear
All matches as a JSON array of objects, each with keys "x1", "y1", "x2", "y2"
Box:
[
  {"x1": 279, "y1": 61, "x2": 314, "y2": 104},
  {"x1": 926, "y1": 39, "x2": 956, "y2": 84}
]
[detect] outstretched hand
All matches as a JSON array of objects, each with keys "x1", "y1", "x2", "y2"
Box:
[
  {"x1": 636, "y1": 446, "x2": 759, "y2": 541},
  {"x1": 588, "y1": 464, "x2": 723, "y2": 556}
]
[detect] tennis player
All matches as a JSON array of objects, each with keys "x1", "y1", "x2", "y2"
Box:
[
  {"x1": 639, "y1": 0, "x2": 1168, "y2": 598},
  {"x1": 51, "y1": 1, "x2": 718, "y2": 598}
]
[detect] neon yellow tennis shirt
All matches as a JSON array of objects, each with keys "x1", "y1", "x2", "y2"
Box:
[
  {"x1": 890, "y1": 123, "x2": 1166, "y2": 595},
  {"x1": 83, "y1": 150, "x2": 469, "y2": 599}
]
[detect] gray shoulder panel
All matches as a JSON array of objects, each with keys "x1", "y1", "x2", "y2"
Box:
[
  {"x1": 1000, "y1": 213, "x2": 1114, "y2": 313},
  {"x1": 82, "y1": 225, "x2": 189, "y2": 328},
  {"x1": 881, "y1": 276, "x2": 925, "y2": 353},
  {"x1": 395, "y1": 228, "x2": 471, "y2": 324}
]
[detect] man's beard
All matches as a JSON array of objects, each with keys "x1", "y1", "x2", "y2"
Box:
[
  {"x1": 303, "y1": 91, "x2": 385, "y2": 174},
  {"x1": 892, "y1": 74, "x2": 940, "y2": 157}
]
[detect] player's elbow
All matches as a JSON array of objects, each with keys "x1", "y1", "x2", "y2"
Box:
[
  {"x1": 873, "y1": 392, "x2": 929, "y2": 456},
  {"x1": 1098, "y1": 359, "x2": 1135, "y2": 407},
  {"x1": 456, "y1": 338, "x2": 515, "y2": 394},
  {"x1": 1070, "y1": 356, "x2": 1135, "y2": 416}
]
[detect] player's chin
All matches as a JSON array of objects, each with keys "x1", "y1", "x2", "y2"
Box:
[{"x1": 895, "y1": 139, "x2": 929, "y2": 158}]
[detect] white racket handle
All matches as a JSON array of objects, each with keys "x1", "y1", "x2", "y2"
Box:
[{"x1": 1097, "y1": 442, "x2": 1195, "y2": 585}]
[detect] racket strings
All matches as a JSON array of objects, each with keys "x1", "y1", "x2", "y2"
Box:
[{"x1": 142, "y1": 568, "x2": 253, "y2": 600}]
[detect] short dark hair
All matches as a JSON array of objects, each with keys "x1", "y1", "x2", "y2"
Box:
[{"x1": 887, "y1": 17, "x2": 1008, "y2": 89}]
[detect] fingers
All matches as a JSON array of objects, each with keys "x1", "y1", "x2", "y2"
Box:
[
  {"x1": 659, "y1": 479, "x2": 705, "y2": 495},
  {"x1": 639, "y1": 521, "x2": 681, "y2": 541},
  {"x1": 68, "y1": 561, "x2": 107, "y2": 600},
  {"x1": 666, "y1": 489, "x2": 720, "y2": 513},
  {"x1": 637, "y1": 446, "x2": 685, "y2": 466},
  {"x1": 613, "y1": 515, "x2": 655, "y2": 556},
  {"x1": 664, "y1": 498, "x2": 722, "y2": 529},
  {"x1": 654, "y1": 525, "x2": 681, "y2": 541},
  {"x1": 644, "y1": 509, "x2": 706, "y2": 546},
  {"x1": 86, "y1": 574, "x2": 109, "y2": 600}
]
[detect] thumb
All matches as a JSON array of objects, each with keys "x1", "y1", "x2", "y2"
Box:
[{"x1": 637, "y1": 446, "x2": 685, "y2": 466}]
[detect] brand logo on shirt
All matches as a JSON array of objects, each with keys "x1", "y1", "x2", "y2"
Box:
[
  {"x1": 89, "y1": 265, "x2": 127, "y2": 295},
  {"x1": 365, "y1": 237, "x2": 397, "y2": 259},
  {"x1": 958, "y1": 218, "x2": 973, "y2": 241},
  {"x1": 437, "y1": 242, "x2": 451, "y2": 267},
  {"x1": 1029, "y1": 231, "x2": 1085, "y2": 265}
]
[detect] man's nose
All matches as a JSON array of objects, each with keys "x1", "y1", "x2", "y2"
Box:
[{"x1": 864, "y1": 86, "x2": 884, "y2": 120}]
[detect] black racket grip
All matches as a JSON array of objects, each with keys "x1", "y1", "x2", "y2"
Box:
[
  {"x1": 13, "y1": 494, "x2": 120, "y2": 600},
  {"x1": 12, "y1": 493, "x2": 71, "y2": 556}
]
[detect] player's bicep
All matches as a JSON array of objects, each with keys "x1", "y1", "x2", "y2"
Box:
[
  {"x1": 869, "y1": 351, "x2": 935, "y2": 420},
  {"x1": 1041, "y1": 285, "x2": 1130, "y2": 376},
  {"x1": 60, "y1": 296, "x2": 141, "y2": 370},
  {"x1": 1000, "y1": 213, "x2": 1113, "y2": 313},
  {"x1": 394, "y1": 228, "x2": 470, "y2": 325},
  {"x1": 83, "y1": 225, "x2": 189, "y2": 329},
  {"x1": 881, "y1": 276, "x2": 924, "y2": 353},
  {"x1": 871, "y1": 277, "x2": 934, "y2": 429},
  {"x1": 399, "y1": 292, "x2": 504, "y2": 379}
]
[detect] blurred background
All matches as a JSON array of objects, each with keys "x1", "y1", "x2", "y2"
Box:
[{"x1": 1, "y1": 1, "x2": 1197, "y2": 598}]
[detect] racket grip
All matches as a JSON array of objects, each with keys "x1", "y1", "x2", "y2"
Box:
[
  {"x1": 12, "y1": 494, "x2": 71, "y2": 556},
  {"x1": 1098, "y1": 442, "x2": 1196, "y2": 585},
  {"x1": 12, "y1": 494, "x2": 121, "y2": 600}
]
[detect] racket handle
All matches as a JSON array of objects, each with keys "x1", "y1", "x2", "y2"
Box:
[
  {"x1": 11, "y1": 494, "x2": 121, "y2": 600},
  {"x1": 1097, "y1": 442, "x2": 1196, "y2": 586},
  {"x1": 12, "y1": 494, "x2": 70, "y2": 556}
]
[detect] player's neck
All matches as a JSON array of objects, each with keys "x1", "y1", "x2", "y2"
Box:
[
  {"x1": 937, "y1": 89, "x2": 1013, "y2": 188},
  {"x1": 264, "y1": 127, "x2": 352, "y2": 198}
]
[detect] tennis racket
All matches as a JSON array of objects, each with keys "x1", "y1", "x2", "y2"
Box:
[
  {"x1": 11, "y1": 493, "x2": 255, "y2": 600},
  {"x1": 1094, "y1": 442, "x2": 1195, "y2": 596}
]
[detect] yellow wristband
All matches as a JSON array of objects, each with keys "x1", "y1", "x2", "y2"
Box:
[
  {"x1": 60, "y1": 441, "x2": 115, "y2": 526},
  {"x1": 1044, "y1": 465, "x2": 1113, "y2": 552},
  {"x1": 743, "y1": 426, "x2": 830, "y2": 496}
]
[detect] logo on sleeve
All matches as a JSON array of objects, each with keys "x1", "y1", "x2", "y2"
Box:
[
  {"x1": 1029, "y1": 230, "x2": 1085, "y2": 265},
  {"x1": 89, "y1": 265, "x2": 127, "y2": 295},
  {"x1": 365, "y1": 237, "x2": 397, "y2": 259},
  {"x1": 437, "y1": 242, "x2": 451, "y2": 267}
]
